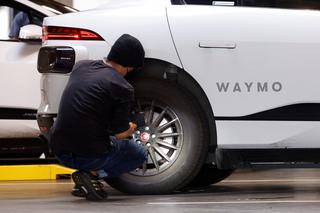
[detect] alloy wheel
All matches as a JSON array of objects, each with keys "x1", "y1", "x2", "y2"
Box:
[{"x1": 131, "y1": 99, "x2": 184, "y2": 176}]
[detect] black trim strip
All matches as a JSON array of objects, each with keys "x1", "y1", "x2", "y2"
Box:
[
  {"x1": 0, "y1": 39, "x2": 20, "y2": 42},
  {"x1": 215, "y1": 103, "x2": 320, "y2": 121},
  {"x1": 216, "y1": 148, "x2": 320, "y2": 169},
  {"x1": 0, "y1": 108, "x2": 37, "y2": 120}
]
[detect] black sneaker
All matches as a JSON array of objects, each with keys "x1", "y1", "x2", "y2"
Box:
[
  {"x1": 71, "y1": 184, "x2": 85, "y2": 197},
  {"x1": 71, "y1": 181, "x2": 106, "y2": 198},
  {"x1": 71, "y1": 171, "x2": 108, "y2": 201}
]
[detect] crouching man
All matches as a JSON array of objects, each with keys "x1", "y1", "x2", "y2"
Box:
[{"x1": 49, "y1": 34, "x2": 147, "y2": 201}]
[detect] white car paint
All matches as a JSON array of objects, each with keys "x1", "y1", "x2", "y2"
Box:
[
  {"x1": 38, "y1": 0, "x2": 320, "y2": 150},
  {"x1": 168, "y1": 5, "x2": 320, "y2": 116},
  {"x1": 41, "y1": 3, "x2": 181, "y2": 66},
  {"x1": 167, "y1": 5, "x2": 320, "y2": 148},
  {"x1": 0, "y1": 0, "x2": 74, "y2": 138},
  {"x1": 0, "y1": 41, "x2": 40, "y2": 109}
]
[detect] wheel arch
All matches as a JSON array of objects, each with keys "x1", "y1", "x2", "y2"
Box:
[{"x1": 126, "y1": 58, "x2": 217, "y2": 163}]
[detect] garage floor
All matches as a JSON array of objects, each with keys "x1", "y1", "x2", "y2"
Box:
[{"x1": 1, "y1": 168, "x2": 320, "y2": 213}]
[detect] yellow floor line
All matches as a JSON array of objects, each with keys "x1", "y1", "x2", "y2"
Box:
[{"x1": 0, "y1": 164, "x2": 75, "y2": 181}]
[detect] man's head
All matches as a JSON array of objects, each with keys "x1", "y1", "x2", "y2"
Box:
[{"x1": 107, "y1": 34, "x2": 145, "y2": 76}]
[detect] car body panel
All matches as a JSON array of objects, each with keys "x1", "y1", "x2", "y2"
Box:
[
  {"x1": 216, "y1": 121, "x2": 320, "y2": 148},
  {"x1": 167, "y1": 5, "x2": 320, "y2": 116},
  {"x1": 167, "y1": 5, "x2": 320, "y2": 148},
  {"x1": 42, "y1": 3, "x2": 181, "y2": 67},
  {"x1": 96, "y1": 0, "x2": 171, "y2": 9},
  {"x1": 0, "y1": 41, "x2": 40, "y2": 109}
]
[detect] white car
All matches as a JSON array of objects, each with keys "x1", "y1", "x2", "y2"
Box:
[
  {"x1": 37, "y1": 0, "x2": 320, "y2": 194},
  {"x1": 0, "y1": 0, "x2": 76, "y2": 142}
]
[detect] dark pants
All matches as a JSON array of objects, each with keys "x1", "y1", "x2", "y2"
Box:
[{"x1": 55, "y1": 137, "x2": 148, "y2": 178}]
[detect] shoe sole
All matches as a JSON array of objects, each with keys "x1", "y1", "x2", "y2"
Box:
[
  {"x1": 71, "y1": 188, "x2": 85, "y2": 198},
  {"x1": 71, "y1": 171, "x2": 107, "y2": 201}
]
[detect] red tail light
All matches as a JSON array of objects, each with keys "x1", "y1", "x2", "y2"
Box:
[{"x1": 43, "y1": 26, "x2": 104, "y2": 41}]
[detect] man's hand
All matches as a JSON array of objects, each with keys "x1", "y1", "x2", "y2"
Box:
[
  {"x1": 115, "y1": 122, "x2": 137, "y2": 139},
  {"x1": 129, "y1": 122, "x2": 137, "y2": 133}
]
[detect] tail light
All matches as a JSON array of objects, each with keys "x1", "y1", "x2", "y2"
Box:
[{"x1": 42, "y1": 26, "x2": 104, "y2": 41}]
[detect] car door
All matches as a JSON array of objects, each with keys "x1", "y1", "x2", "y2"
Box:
[
  {"x1": 0, "y1": 1, "x2": 44, "y2": 137},
  {"x1": 167, "y1": 3, "x2": 320, "y2": 148}
]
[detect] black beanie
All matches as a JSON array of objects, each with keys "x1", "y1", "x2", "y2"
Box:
[{"x1": 107, "y1": 34, "x2": 145, "y2": 68}]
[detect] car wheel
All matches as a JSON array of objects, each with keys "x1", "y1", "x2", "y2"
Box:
[
  {"x1": 185, "y1": 163, "x2": 234, "y2": 188},
  {"x1": 106, "y1": 78, "x2": 209, "y2": 194}
]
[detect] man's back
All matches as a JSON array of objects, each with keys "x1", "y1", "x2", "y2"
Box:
[{"x1": 49, "y1": 60, "x2": 134, "y2": 157}]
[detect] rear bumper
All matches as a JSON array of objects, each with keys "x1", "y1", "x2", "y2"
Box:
[{"x1": 37, "y1": 45, "x2": 89, "y2": 115}]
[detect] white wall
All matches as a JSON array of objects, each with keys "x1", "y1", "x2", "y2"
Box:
[{"x1": 73, "y1": 0, "x2": 111, "y2": 10}]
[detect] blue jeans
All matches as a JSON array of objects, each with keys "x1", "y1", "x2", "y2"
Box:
[{"x1": 55, "y1": 137, "x2": 148, "y2": 178}]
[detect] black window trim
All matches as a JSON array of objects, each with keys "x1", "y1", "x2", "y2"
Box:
[{"x1": 0, "y1": 0, "x2": 47, "y2": 18}]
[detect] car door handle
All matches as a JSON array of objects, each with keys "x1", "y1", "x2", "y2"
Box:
[{"x1": 199, "y1": 41, "x2": 236, "y2": 49}]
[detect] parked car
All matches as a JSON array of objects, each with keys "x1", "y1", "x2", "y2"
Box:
[
  {"x1": 0, "y1": 0, "x2": 76, "y2": 157},
  {"x1": 37, "y1": 0, "x2": 320, "y2": 194}
]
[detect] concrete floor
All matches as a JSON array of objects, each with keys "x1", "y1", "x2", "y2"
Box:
[{"x1": 1, "y1": 168, "x2": 320, "y2": 213}]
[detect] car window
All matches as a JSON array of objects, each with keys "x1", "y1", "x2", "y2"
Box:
[
  {"x1": 29, "y1": 0, "x2": 78, "y2": 14},
  {"x1": 184, "y1": 0, "x2": 211, "y2": 4},
  {"x1": 184, "y1": 0, "x2": 320, "y2": 10},
  {"x1": 241, "y1": 0, "x2": 320, "y2": 10},
  {"x1": 0, "y1": 5, "x2": 44, "y2": 41},
  {"x1": 184, "y1": 0, "x2": 244, "y2": 5}
]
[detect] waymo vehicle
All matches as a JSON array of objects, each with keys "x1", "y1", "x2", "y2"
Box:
[{"x1": 37, "y1": 0, "x2": 320, "y2": 194}]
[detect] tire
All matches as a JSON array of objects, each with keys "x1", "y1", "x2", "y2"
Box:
[
  {"x1": 106, "y1": 79, "x2": 209, "y2": 194},
  {"x1": 185, "y1": 163, "x2": 234, "y2": 188}
]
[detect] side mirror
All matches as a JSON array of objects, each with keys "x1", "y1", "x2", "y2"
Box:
[{"x1": 19, "y1": 24, "x2": 42, "y2": 42}]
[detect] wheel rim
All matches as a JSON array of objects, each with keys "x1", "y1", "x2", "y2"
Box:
[{"x1": 130, "y1": 98, "x2": 184, "y2": 176}]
